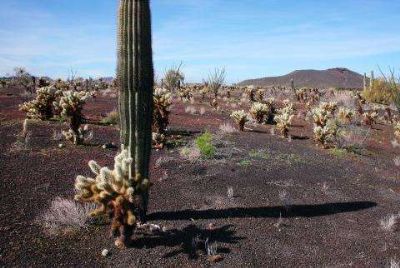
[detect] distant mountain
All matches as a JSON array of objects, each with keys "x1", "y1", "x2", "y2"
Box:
[{"x1": 238, "y1": 68, "x2": 367, "y2": 89}]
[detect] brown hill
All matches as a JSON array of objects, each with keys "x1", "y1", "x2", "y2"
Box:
[{"x1": 239, "y1": 68, "x2": 367, "y2": 89}]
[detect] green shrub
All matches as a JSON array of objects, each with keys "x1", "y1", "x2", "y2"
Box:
[
  {"x1": 101, "y1": 110, "x2": 119, "y2": 125},
  {"x1": 195, "y1": 131, "x2": 216, "y2": 158}
]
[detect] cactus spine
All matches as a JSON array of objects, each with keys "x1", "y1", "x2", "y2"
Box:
[{"x1": 117, "y1": 0, "x2": 154, "y2": 221}]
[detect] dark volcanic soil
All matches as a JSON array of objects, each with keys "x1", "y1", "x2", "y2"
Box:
[{"x1": 1, "y1": 89, "x2": 399, "y2": 267}]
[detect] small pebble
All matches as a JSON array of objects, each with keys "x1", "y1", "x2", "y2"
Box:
[
  {"x1": 58, "y1": 143, "x2": 64, "y2": 148},
  {"x1": 101, "y1": 249, "x2": 109, "y2": 257}
]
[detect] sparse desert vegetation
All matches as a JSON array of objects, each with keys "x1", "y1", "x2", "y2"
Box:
[{"x1": 1, "y1": 0, "x2": 400, "y2": 267}]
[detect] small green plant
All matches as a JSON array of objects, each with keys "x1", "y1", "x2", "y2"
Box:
[
  {"x1": 238, "y1": 159, "x2": 252, "y2": 167},
  {"x1": 101, "y1": 110, "x2": 119, "y2": 125},
  {"x1": 330, "y1": 148, "x2": 347, "y2": 158},
  {"x1": 195, "y1": 131, "x2": 216, "y2": 158}
]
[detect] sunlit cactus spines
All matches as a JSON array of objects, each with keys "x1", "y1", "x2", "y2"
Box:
[
  {"x1": 313, "y1": 119, "x2": 338, "y2": 148},
  {"x1": 275, "y1": 101, "x2": 294, "y2": 138},
  {"x1": 54, "y1": 90, "x2": 90, "y2": 145},
  {"x1": 230, "y1": 110, "x2": 249, "y2": 131},
  {"x1": 74, "y1": 149, "x2": 152, "y2": 245},
  {"x1": 337, "y1": 107, "x2": 354, "y2": 124},
  {"x1": 19, "y1": 86, "x2": 58, "y2": 120},
  {"x1": 250, "y1": 102, "x2": 270, "y2": 123},
  {"x1": 153, "y1": 87, "x2": 172, "y2": 134}
]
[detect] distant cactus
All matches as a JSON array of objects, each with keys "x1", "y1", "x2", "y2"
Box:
[
  {"x1": 275, "y1": 102, "x2": 294, "y2": 138},
  {"x1": 313, "y1": 120, "x2": 338, "y2": 148},
  {"x1": 250, "y1": 102, "x2": 270, "y2": 123},
  {"x1": 207, "y1": 68, "x2": 225, "y2": 98},
  {"x1": 153, "y1": 88, "x2": 172, "y2": 134},
  {"x1": 230, "y1": 110, "x2": 249, "y2": 131},
  {"x1": 337, "y1": 107, "x2": 354, "y2": 124},
  {"x1": 394, "y1": 122, "x2": 400, "y2": 139},
  {"x1": 19, "y1": 86, "x2": 59, "y2": 120},
  {"x1": 312, "y1": 102, "x2": 338, "y2": 147},
  {"x1": 54, "y1": 90, "x2": 90, "y2": 145}
]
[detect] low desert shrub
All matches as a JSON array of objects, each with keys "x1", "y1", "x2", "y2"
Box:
[
  {"x1": 313, "y1": 119, "x2": 338, "y2": 148},
  {"x1": 230, "y1": 110, "x2": 249, "y2": 131},
  {"x1": 195, "y1": 131, "x2": 216, "y2": 159},
  {"x1": 336, "y1": 125, "x2": 370, "y2": 153},
  {"x1": 38, "y1": 197, "x2": 96, "y2": 235},
  {"x1": 101, "y1": 110, "x2": 119, "y2": 125},
  {"x1": 218, "y1": 123, "x2": 238, "y2": 135}
]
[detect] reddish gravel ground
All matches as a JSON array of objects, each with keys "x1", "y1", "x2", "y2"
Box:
[{"x1": 1, "y1": 88, "x2": 399, "y2": 267}]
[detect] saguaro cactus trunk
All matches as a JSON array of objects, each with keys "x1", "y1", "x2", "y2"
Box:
[{"x1": 117, "y1": 0, "x2": 154, "y2": 222}]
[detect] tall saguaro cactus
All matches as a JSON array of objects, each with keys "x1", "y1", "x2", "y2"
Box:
[
  {"x1": 118, "y1": 0, "x2": 154, "y2": 219},
  {"x1": 74, "y1": 0, "x2": 154, "y2": 249}
]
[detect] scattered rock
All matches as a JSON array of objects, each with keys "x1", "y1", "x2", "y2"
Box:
[
  {"x1": 101, "y1": 249, "x2": 109, "y2": 257},
  {"x1": 102, "y1": 142, "x2": 117, "y2": 149},
  {"x1": 58, "y1": 143, "x2": 65, "y2": 149},
  {"x1": 208, "y1": 254, "x2": 223, "y2": 263}
]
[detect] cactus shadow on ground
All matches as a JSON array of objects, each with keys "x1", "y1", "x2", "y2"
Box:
[{"x1": 148, "y1": 201, "x2": 377, "y2": 221}]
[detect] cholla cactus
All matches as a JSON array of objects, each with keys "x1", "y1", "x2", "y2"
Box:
[
  {"x1": 313, "y1": 120, "x2": 338, "y2": 148},
  {"x1": 264, "y1": 97, "x2": 276, "y2": 124},
  {"x1": 295, "y1": 88, "x2": 307, "y2": 102},
  {"x1": 153, "y1": 88, "x2": 172, "y2": 134},
  {"x1": 152, "y1": 132, "x2": 166, "y2": 149},
  {"x1": 245, "y1": 86, "x2": 256, "y2": 102},
  {"x1": 311, "y1": 102, "x2": 338, "y2": 147},
  {"x1": 74, "y1": 149, "x2": 151, "y2": 246},
  {"x1": 250, "y1": 102, "x2": 270, "y2": 123},
  {"x1": 19, "y1": 86, "x2": 59, "y2": 120},
  {"x1": 362, "y1": 110, "x2": 378, "y2": 127},
  {"x1": 275, "y1": 102, "x2": 294, "y2": 138},
  {"x1": 337, "y1": 107, "x2": 354, "y2": 124},
  {"x1": 312, "y1": 106, "x2": 330, "y2": 127},
  {"x1": 256, "y1": 89, "x2": 264, "y2": 102},
  {"x1": 54, "y1": 90, "x2": 90, "y2": 145},
  {"x1": 230, "y1": 110, "x2": 249, "y2": 131},
  {"x1": 394, "y1": 122, "x2": 400, "y2": 139},
  {"x1": 178, "y1": 87, "x2": 192, "y2": 102},
  {"x1": 320, "y1": 101, "x2": 338, "y2": 115}
]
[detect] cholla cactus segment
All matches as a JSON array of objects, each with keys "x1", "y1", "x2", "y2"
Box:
[
  {"x1": 19, "y1": 86, "x2": 59, "y2": 120},
  {"x1": 313, "y1": 119, "x2": 338, "y2": 147},
  {"x1": 337, "y1": 107, "x2": 354, "y2": 124},
  {"x1": 153, "y1": 88, "x2": 172, "y2": 135},
  {"x1": 75, "y1": 149, "x2": 151, "y2": 241},
  {"x1": 230, "y1": 110, "x2": 249, "y2": 131},
  {"x1": 394, "y1": 122, "x2": 400, "y2": 139},
  {"x1": 250, "y1": 102, "x2": 270, "y2": 123},
  {"x1": 152, "y1": 132, "x2": 166, "y2": 149}
]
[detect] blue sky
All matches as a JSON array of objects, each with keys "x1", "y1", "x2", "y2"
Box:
[{"x1": 0, "y1": 0, "x2": 399, "y2": 83}]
